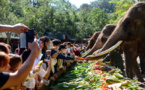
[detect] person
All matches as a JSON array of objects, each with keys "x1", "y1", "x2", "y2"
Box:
[
  {"x1": 0, "y1": 23, "x2": 41, "y2": 89},
  {"x1": 102, "y1": 48, "x2": 125, "y2": 74},
  {"x1": 39, "y1": 36, "x2": 50, "y2": 70},
  {"x1": 8, "y1": 54, "x2": 22, "y2": 90},
  {"x1": 9, "y1": 54, "x2": 22, "y2": 73},
  {"x1": 73, "y1": 44, "x2": 81, "y2": 56},
  {"x1": 50, "y1": 39, "x2": 79, "y2": 81},
  {"x1": 21, "y1": 50, "x2": 42, "y2": 90},
  {"x1": 0, "y1": 39, "x2": 40, "y2": 89},
  {"x1": 0, "y1": 43, "x2": 9, "y2": 54},
  {"x1": 66, "y1": 42, "x2": 73, "y2": 56},
  {"x1": 58, "y1": 44, "x2": 67, "y2": 72}
]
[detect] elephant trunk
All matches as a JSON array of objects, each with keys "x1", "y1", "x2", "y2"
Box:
[
  {"x1": 83, "y1": 39, "x2": 103, "y2": 58},
  {"x1": 101, "y1": 31, "x2": 122, "y2": 52},
  {"x1": 88, "y1": 29, "x2": 125, "y2": 59}
]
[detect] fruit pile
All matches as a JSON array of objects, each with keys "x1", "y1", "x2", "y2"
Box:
[
  {"x1": 47, "y1": 61, "x2": 141, "y2": 90},
  {"x1": 86, "y1": 60, "x2": 140, "y2": 90}
]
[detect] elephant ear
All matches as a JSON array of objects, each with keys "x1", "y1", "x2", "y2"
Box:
[{"x1": 123, "y1": 18, "x2": 131, "y2": 32}]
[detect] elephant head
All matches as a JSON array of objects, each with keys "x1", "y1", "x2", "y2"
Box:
[
  {"x1": 87, "y1": 2, "x2": 145, "y2": 59},
  {"x1": 84, "y1": 24, "x2": 116, "y2": 58},
  {"x1": 86, "y1": 31, "x2": 101, "y2": 50}
]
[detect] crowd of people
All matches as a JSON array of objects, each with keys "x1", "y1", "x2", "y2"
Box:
[{"x1": 0, "y1": 23, "x2": 87, "y2": 90}]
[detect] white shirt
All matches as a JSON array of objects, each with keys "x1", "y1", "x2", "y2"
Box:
[
  {"x1": 67, "y1": 48, "x2": 71, "y2": 53},
  {"x1": 22, "y1": 59, "x2": 46, "y2": 88}
]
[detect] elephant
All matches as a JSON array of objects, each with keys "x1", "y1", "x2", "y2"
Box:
[
  {"x1": 86, "y1": 31, "x2": 101, "y2": 50},
  {"x1": 84, "y1": 24, "x2": 116, "y2": 57},
  {"x1": 86, "y1": 2, "x2": 145, "y2": 82}
]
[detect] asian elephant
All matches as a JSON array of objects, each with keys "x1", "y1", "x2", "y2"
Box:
[
  {"x1": 86, "y1": 31, "x2": 101, "y2": 50},
  {"x1": 84, "y1": 24, "x2": 116, "y2": 57},
  {"x1": 86, "y1": 2, "x2": 145, "y2": 82}
]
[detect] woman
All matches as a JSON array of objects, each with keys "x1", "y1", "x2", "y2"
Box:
[{"x1": 39, "y1": 36, "x2": 50, "y2": 61}]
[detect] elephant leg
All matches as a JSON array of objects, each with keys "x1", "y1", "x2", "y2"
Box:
[
  {"x1": 133, "y1": 59, "x2": 144, "y2": 82},
  {"x1": 123, "y1": 42, "x2": 137, "y2": 79},
  {"x1": 124, "y1": 51, "x2": 134, "y2": 79}
]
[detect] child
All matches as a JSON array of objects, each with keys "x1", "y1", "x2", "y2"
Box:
[
  {"x1": 9, "y1": 54, "x2": 22, "y2": 72},
  {"x1": 58, "y1": 44, "x2": 67, "y2": 72},
  {"x1": 8, "y1": 54, "x2": 22, "y2": 90},
  {"x1": 66, "y1": 42, "x2": 74, "y2": 56},
  {"x1": 21, "y1": 51, "x2": 41, "y2": 90}
]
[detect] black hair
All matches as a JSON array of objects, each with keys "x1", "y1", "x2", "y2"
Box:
[
  {"x1": 52, "y1": 39, "x2": 61, "y2": 46},
  {"x1": 59, "y1": 44, "x2": 66, "y2": 50},
  {"x1": 40, "y1": 36, "x2": 50, "y2": 50},
  {"x1": 22, "y1": 50, "x2": 31, "y2": 63},
  {"x1": 0, "y1": 43, "x2": 8, "y2": 54},
  {"x1": 67, "y1": 42, "x2": 71, "y2": 45}
]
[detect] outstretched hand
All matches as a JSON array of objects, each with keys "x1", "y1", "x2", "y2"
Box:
[
  {"x1": 12, "y1": 23, "x2": 29, "y2": 33},
  {"x1": 34, "y1": 66, "x2": 40, "y2": 72}
]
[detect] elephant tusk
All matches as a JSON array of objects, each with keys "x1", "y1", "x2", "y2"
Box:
[
  {"x1": 82, "y1": 49, "x2": 91, "y2": 56},
  {"x1": 93, "y1": 49, "x2": 102, "y2": 55},
  {"x1": 90, "y1": 40, "x2": 123, "y2": 57}
]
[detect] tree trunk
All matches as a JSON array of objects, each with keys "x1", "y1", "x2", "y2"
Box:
[{"x1": 6, "y1": 32, "x2": 11, "y2": 44}]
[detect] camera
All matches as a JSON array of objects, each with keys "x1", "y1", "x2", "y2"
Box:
[{"x1": 20, "y1": 28, "x2": 35, "y2": 48}]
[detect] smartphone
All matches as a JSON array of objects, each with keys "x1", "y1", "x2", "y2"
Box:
[
  {"x1": 26, "y1": 28, "x2": 35, "y2": 43},
  {"x1": 20, "y1": 28, "x2": 35, "y2": 48}
]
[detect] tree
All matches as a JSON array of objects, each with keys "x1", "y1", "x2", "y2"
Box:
[
  {"x1": 90, "y1": 0, "x2": 115, "y2": 13},
  {"x1": 109, "y1": 0, "x2": 136, "y2": 23}
]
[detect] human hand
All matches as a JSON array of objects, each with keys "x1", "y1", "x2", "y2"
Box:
[
  {"x1": 74, "y1": 56, "x2": 79, "y2": 61},
  {"x1": 36, "y1": 80, "x2": 43, "y2": 89},
  {"x1": 34, "y1": 66, "x2": 40, "y2": 72},
  {"x1": 28, "y1": 40, "x2": 40, "y2": 58},
  {"x1": 44, "y1": 59, "x2": 51, "y2": 66},
  {"x1": 12, "y1": 23, "x2": 29, "y2": 33},
  {"x1": 82, "y1": 60, "x2": 88, "y2": 63}
]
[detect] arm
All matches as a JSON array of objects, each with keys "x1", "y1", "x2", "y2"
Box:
[
  {"x1": 57, "y1": 53, "x2": 75, "y2": 60},
  {"x1": 35, "y1": 74, "x2": 43, "y2": 89},
  {"x1": 43, "y1": 60, "x2": 51, "y2": 79},
  {"x1": 66, "y1": 49, "x2": 68, "y2": 55},
  {"x1": 0, "y1": 23, "x2": 28, "y2": 33},
  {"x1": 1, "y1": 42, "x2": 40, "y2": 89}
]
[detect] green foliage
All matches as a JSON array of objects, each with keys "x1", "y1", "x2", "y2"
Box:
[
  {"x1": 109, "y1": 0, "x2": 137, "y2": 23},
  {"x1": 0, "y1": 0, "x2": 141, "y2": 40}
]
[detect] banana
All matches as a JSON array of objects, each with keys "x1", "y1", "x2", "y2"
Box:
[
  {"x1": 121, "y1": 80, "x2": 129, "y2": 86},
  {"x1": 106, "y1": 78, "x2": 120, "y2": 84},
  {"x1": 38, "y1": 61, "x2": 43, "y2": 67},
  {"x1": 108, "y1": 69, "x2": 115, "y2": 74},
  {"x1": 114, "y1": 73, "x2": 124, "y2": 79}
]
